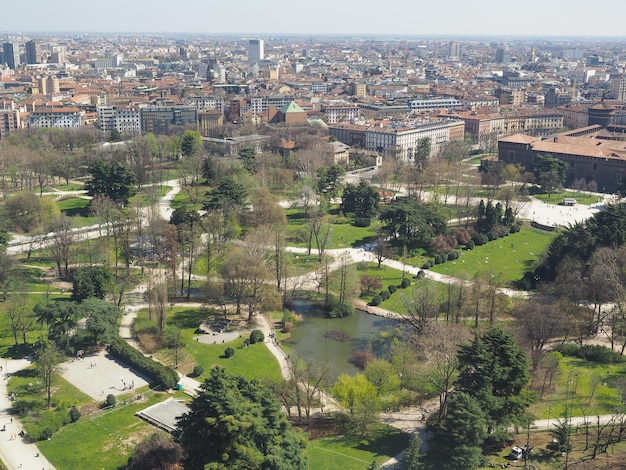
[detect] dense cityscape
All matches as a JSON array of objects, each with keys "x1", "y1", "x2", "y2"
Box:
[{"x1": 1, "y1": 27, "x2": 626, "y2": 470}]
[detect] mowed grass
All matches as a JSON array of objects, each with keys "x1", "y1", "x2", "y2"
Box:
[
  {"x1": 306, "y1": 424, "x2": 409, "y2": 470},
  {"x1": 531, "y1": 356, "x2": 625, "y2": 419},
  {"x1": 286, "y1": 207, "x2": 379, "y2": 249},
  {"x1": 38, "y1": 394, "x2": 166, "y2": 470},
  {"x1": 56, "y1": 197, "x2": 98, "y2": 227},
  {"x1": 532, "y1": 190, "x2": 599, "y2": 206},
  {"x1": 429, "y1": 224, "x2": 556, "y2": 285},
  {"x1": 135, "y1": 307, "x2": 282, "y2": 382}
]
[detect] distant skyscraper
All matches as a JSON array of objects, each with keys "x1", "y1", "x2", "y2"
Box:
[
  {"x1": 249, "y1": 39, "x2": 264, "y2": 63},
  {"x1": 495, "y1": 47, "x2": 505, "y2": 63},
  {"x1": 448, "y1": 41, "x2": 463, "y2": 58},
  {"x1": 2, "y1": 42, "x2": 20, "y2": 70},
  {"x1": 25, "y1": 40, "x2": 37, "y2": 64}
]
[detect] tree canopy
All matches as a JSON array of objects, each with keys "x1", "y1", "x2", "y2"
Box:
[
  {"x1": 341, "y1": 180, "x2": 380, "y2": 223},
  {"x1": 379, "y1": 199, "x2": 447, "y2": 248},
  {"x1": 533, "y1": 153, "x2": 568, "y2": 196},
  {"x1": 176, "y1": 367, "x2": 307, "y2": 470},
  {"x1": 85, "y1": 160, "x2": 138, "y2": 205}
]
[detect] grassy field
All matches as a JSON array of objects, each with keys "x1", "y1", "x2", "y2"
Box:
[
  {"x1": 429, "y1": 225, "x2": 556, "y2": 285},
  {"x1": 286, "y1": 207, "x2": 379, "y2": 249},
  {"x1": 37, "y1": 393, "x2": 166, "y2": 470},
  {"x1": 530, "y1": 356, "x2": 625, "y2": 419},
  {"x1": 306, "y1": 424, "x2": 409, "y2": 470},
  {"x1": 135, "y1": 307, "x2": 283, "y2": 382},
  {"x1": 56, "y1": 197, "x2": 98, "y2": 227},
  {"x1": 532, "y1": 190, "x2": 599, "y2": 206}
]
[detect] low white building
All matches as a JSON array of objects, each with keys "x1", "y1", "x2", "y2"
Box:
[{"x1": 29, "y1": 107, "x2": 83, "y2": 128}]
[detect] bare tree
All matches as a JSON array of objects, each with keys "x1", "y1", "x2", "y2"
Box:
[
  {"x1": 400, "y1": 283, "x2": 440, "y2": 334},
  {"x1": 48, "y1": 215, "x2": 75, "y2": 278}
]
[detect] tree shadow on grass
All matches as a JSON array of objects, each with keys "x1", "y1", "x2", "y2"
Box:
[
  {"x1": 351, "y1": 426, "x2": 410, "y2": 458},
  {"x1": 170, "y1": 308, "x2": 214, "y2": 329}
]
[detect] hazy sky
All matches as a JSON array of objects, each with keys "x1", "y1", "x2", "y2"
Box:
[{"x1": 2, "y1": 0, "x2": 626, "y2": 38}]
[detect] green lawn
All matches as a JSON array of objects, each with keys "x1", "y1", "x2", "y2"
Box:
[
  {"x1": 286, "y1": 208, "x2": 379, "y2": 249},
  {"x1": 56, "y1": 197, "x2": 98, "y2": 227},
  {"x1": 531, "y1": 356, "x2": 625, "y2": 419},
  {"x1": 130, "y1": 185, "x2": 171, "y2": 206},
  {"x1": 532, "y1": 190, "x2": 599, "y2": 206},
  {"x1": 429, "y1": 225, "x2": 556, "y2": 285},
  {"x1": 38, "y1": 394, "x2": 166, "y2": 470},
  {"x1": 306, "y1": 424, "x2": 409, "y2": 470},
  {"x1": 135, "y1": 307, "x2": 283, "y2": 383}
]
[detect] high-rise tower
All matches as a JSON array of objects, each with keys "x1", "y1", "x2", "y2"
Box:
[{"x1": 249, "y1": 39, "x2": 264, "y2": 63}]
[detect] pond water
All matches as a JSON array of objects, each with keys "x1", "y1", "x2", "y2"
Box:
[{"x1": 283, "y1": 300, "x2": 398, "y2": 380}]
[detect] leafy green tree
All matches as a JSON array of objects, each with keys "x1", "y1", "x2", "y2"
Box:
[
  {"x1": 80, "y1": 298, "x2": 121, "y2": 344},
  {"x1": 315, "y1": 164, "x2": 345, "y2": 208},
  {"x1": 180, "y1": 130, "x2": 202, "y2": 158},
  {"x1": 128, "y1": 433, "x2": 183, "y2": 470},
  {"x1": 203, "y1": 176, "x2": 247, "y2": 213},
  {"x1": 5, "y1": 191, "x2": 47, "y2": 232},
  {"x1": 456, "y1": 328, "x2": 534, "y2": 435},
  {"x1": 332, "y1": 373, "x2": 380, "y2": 436},
  {"x1": 110, "y1": 128, "x2": 122, "y2": 142},
  {"x1": 341, "y1": 180, "x2": 380, "y2": 224},
  {"x1": 238, "y1": 146, "x2": 257, "y2": 173},
  {"x1": 34, "y1": 301, "x2": 79, "y2": 340},
  {"x1": 413, "y1": 137, "x2": 431, "y2": 171},
  {"x1": 71, "y1": 266, "x2": 113, "y2": 302},
  {"x1": 380, "y1": 199, "x2": 448, "y2": 248},
  {"x1": 429, "y1": 392, "x2": 487, "y2": 470},
  {"x1": 85, "y1": 160, "x2": 138, "y2": 205},
  {"x1": 176, "y1": 367, "x2": 307, "y2": 470},
  {"x1": 403, "y1": 433, "x2": 425, "y2": 470},
  {"x1": 533, "y1": 153, "x2": 568, "y2": 196}
]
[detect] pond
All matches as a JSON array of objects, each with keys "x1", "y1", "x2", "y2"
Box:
[{"x1": 283, "y1": 300, "x2": 399, "y2": 380}]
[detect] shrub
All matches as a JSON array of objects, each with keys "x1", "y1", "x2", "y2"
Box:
[
  {"x1": 472, "y1": 233, "x2": 489, "y2": 246},
  {"x1": 434, "y1": 254, "x2": 445, "y2": 265},
  {"x1": 327, "y1": 294, "x2": 354, "y2": 317},
  {"x1": 370, "y1": 295, "x2": 382, "y2": 306},
  {"x1": 447, "y1": 251, "x2": 460, "y2": 261},
  {"x1": 192, "y1": 365, "x2": 204, "y2": 378},
  {"x1": 379, "y1": 291, "x2": 390, "y2": 301},
  {"x1": 69, "y1": 406, "x2": 81, "y2": 423},
  {"x1": 224, "y1": 347, "x2": 235, "y2": 358},
  {"x1": 401, "y1": 278, "x2": 411, "y2": 288},
  {"x1": 510, "y1": 221, "x2": 522, "y2": 233},
  {"x1": 487, "y1": 230, "x2": 499, "y2": 241},
  {"x1": 249, "y1": 329, "x2": 265, "y2": 344},
  {"x1": 417, "y1": 270, "x2": 426, "y2": 279},
  {"x1": 388, "y1": 284, "x2": 398, "y2": 294},
  {"x1": 356, "y1": 261, "x2": 370, "y2": 271},
  {"x1": 465, "y1": 240, "x2": 475, "y2": 250},
  {"x1": 354, "y1": 217, "x2": 371, "y2": 227},
  {"x1": 109, "y1": 338, "x2": 179, "y2": 389},
  {"x1": 349, "y1": 350, "x2": 375, "y2": 369},
  {"x1": 105, "y1": 394, "x2": 117, "y2": 407},
  {"x1": 421, "y1": 259, "x2": 434, "y2": 269},
  {"x1": 454, "y1": 228, "x2": 472, "y2": 245},
  {"x1": 360, "y1": 274, "x2": 383, "y2": 296}
]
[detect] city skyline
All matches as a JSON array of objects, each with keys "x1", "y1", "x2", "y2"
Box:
[{"x1": 2, "y1": 0, "x2": 626, "y2": 38}]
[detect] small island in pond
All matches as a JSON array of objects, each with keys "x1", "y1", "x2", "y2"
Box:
[{"x1": 325, "y1": 331, "x2": 349, "y2": 342}]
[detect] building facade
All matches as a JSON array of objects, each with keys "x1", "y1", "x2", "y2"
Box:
[{"x1": 29, "y1": 108, "x2": 84, "y2": 128}]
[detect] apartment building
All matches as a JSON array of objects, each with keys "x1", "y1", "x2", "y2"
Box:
[
  {"x1": 187, "y1": 96, "x2": 225, "y2": 112},
  {"x1": 97, "y1": 105, "x2": 142, "y2": 135},
  {"x1": 408, "y1": 98, "x2": 463, "y2": 112},
  {"x1": 0, "y1": 109, "x2": 20, "y2": 139},
  {"x1": 321, "y1": 104, "x2": 360, "y2": 124},
  {"x1": 140, "y1": 106, "x2": 197, "y2": 135},
  {"x1": 28, "y1": 107, "x2": 84, "y2": 128},
  {"x1": 330, "y1": 119, "x2": 465, "y2": 161},
  {"x1": 610, "y1": 75, "x2": 626, "y2": 101}
]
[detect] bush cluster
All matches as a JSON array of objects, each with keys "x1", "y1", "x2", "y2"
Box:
[
  {"x1": 224, "y1": 347, "x2": 235, "y2": 358},
  {"x1": 554, "y1": 343, "x2": 624, "y2": 364},
  {"x1": 249, "y1": 330, "x2": 265, "y2": 344},
  {"x1": 400, "y1": 277, "x2": 411, "y2": 288},
  {"x1": 388, "y1": 284, "x2": 397, "y2": 294},
  {"x1": 108, "y1": 338, "x2": 179, "y2": 389}
]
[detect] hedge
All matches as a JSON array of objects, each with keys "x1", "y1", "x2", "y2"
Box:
[{"x1": 108, "y1": 338, "x2": 179, "y2": 389}]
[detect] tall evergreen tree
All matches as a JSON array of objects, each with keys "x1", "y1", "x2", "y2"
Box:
[{"x1": 176, "y1": 367, "x2": 307, "y2": 470}]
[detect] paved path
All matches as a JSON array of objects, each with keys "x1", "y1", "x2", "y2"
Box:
[{"x1": 0, "y1": 360, "x2": 55, "y2": 470}]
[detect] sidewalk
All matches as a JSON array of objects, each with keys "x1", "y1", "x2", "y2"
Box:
[{"x1": 0, "y1": 359, "x2": 55, "y2": 470}]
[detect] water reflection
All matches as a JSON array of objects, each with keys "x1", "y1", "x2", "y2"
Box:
[{"x1": 283, "y1": 300, "x2": 398, "y2": 381}]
